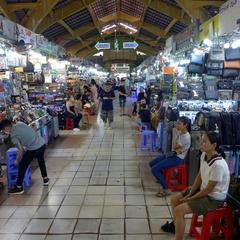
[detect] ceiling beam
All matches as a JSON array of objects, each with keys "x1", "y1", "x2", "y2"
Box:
[
  {"x1": 0, "y1": 0, "x2": 16, "y2": 20},
  {"x1": 192, "y1": 0, "x2": 225, "y2": 8},
  {"x1": 141, "y1": 22, "x2": 165, "y2": 38},
  {"x1": 140, "y1": 0, "x2": 191, "y2": 25},
  {"x1": 57, "y1": 23, "x2": 95, "y2": 45},
  {"x1": 36, "y1": 0, "x2": 95, "y2": 33},
  {"x1": 22, "y1": 0, "x2": 59, "y2": 31},
  {"x1": 175, "y1": 0, "x2": 209, "y2": 22},
  {"x1": 57, "y1": 20, "x2": 91, "y2": 49},
  {"x1": 7, "y1": 2, "x2": 42, "y2": 12}
]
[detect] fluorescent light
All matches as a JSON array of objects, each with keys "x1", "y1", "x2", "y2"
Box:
[
  {"x1": 101, "y1": 24, "x2": 117, "y2": 33},
  {"x1": 119, "y1": 22, "x2": 137, "y2": 32}
]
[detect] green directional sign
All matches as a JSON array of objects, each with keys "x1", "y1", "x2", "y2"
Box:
[
  {"x1": 123, "y1": 41, "x2": 139, "y2": 49},
  {"x1": 114, "y1": 38, "x2": 119, "y2": 50}
]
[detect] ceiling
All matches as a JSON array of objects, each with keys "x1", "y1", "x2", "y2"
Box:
[{"x1": 0, "y1": 0, "x2": 226, "y2": 58}]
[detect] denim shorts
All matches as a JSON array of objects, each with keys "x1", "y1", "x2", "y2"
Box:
[{"x1": 119, "y1": 98, "x2": 126, "y2": 107}]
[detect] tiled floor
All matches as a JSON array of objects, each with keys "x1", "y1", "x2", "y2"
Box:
[{"x1": 0, "y1": 102, "x2": 193, "y2": 240}]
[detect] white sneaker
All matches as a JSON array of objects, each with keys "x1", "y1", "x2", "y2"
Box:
[{"x1": 73, "y1": 128, "x2": 80, "y2": 132}]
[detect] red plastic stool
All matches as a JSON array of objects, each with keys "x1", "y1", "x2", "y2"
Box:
[
  {"x1": 164, "y1": 164, "x2": 187, "y2": 190},
  {"x1": 189, "y1": 206, "x2": 233, "y2": 240},
  {"x1": 65, "y1": 118, "x2": 74, "y2": 130}
]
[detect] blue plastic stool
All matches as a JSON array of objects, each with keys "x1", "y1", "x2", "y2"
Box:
[
  {"x1": 140, "y1": 130, "x2": 156, "y2": 152},
  {"x1": 6, "y1": 148, "x2": 31, "y2": 188}
]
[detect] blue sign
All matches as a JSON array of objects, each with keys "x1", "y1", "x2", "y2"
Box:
[
  {"x1": 95, "y1": 42, "x2": 111, "y2": 50},
  {"x1": 123, "y1": 41, "x2": 139, "y2": 49}
]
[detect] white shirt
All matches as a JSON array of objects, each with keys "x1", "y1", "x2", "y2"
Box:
[
  {"x1": 176, "y1": 131, "x2": 191, "y2": 159},
  {"x1": 200, "y1": 152, "x2": 230, "y2": 201}
]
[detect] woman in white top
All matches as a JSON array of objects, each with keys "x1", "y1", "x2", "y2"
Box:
[{"x1": 161, "y1": 131, "x2": 230, "y2": 240}]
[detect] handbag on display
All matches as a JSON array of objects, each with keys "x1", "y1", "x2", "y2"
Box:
[
  {"x1": 204, "y1": 80, "x2": 218, "y2": 91},
  {"x1": 209, "y1": 48, "x2": 225, "y2": 61},
  {"x1": 217, "y1": 80, "x2": 233, "y2": 90},
  {"x1": 223, "y1": 69, "x2": 239, "y2": 78},
  {"x1": 224, "y1": 61, "x2": 240, "y2": 69},
  {"x1": 207, "y1": 61, "x2": 224, "y2": 69},
  {"x1": 218, "y1": 90, "x2": 232, "y2": 100},
  {"x1": 225, "y1": 48, "x2": 240, "y2": 61},
  {"x1": 204, "y1": 90, "x2": 218, "y2": 100},
  {"x1": 190, "y1": 53, "x2": 204, "y2": 65},
  {"x1": 206, "y1": 69, "x2": 223, "y2": 76},
  {"x1": 187, "y1": 64, "x2": 203, "y2": 74}
]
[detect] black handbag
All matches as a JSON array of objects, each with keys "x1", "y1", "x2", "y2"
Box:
[
  {"x1": 206, "y1": 69, "x2": 223, "y2": 76},
  {"x1": 223, "y1": 69, "x2": 239, "y2": 78},
  {"x1": 188, "y1": 64, "x2": 203, "y2": 74},
  {"x1": 225, "y1": 48, "x2": 240, "y2": 61},
  {"x1": 218, "y1": 80, "x2": 233, "y2": 90},
  {"x1": 190, "y1": 53, "x2": 204, "y2": 65}
]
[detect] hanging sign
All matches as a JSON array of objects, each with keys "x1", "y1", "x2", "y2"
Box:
[
  {"x1": 123, "y1": 41, "x2": 138, "y2": 49},
  {"x1": 17, "y1": 24, "x2": 37, "y2": 49},
  {"x1": 199, "y1": 14, "x2": 219, "y2": 41},
  {"x1": 95, "y1": 42, "x2": 111, "y2": 50},
  {"x1": 0, "y1": 16, "x2": 16, "y2": 41},
  {"x1": 219, "y1": 0, "x2": 240, "y2": 36}
]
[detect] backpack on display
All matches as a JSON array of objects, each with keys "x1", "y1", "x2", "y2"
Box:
[
  {"x1": 223, "y1": 69, "x2": 239, "y2": 78},
  {"x1": 233, "y1": 81, "x2": 240, "y2": 91},
  {"x1": 204, "y1": 112, "x2": 222, "y2": 133},
  {"x1": 224, "y1": 61, "x2": 240, "y2": 69},
  {"x1": 190, "y1": 53, "x2": 204, "y2": 65},
  {"x1": 225, "y1": 48, "x2": 240, "y2": 61},
  {"x1": 220, "y1": 112, "x2": 233, "y2": 145},
  {"x1": 231, "y1": 112, "x2": 240, "y2": 145},
  {"x1": 204, "y1": 80, "x2": 218, "y2": 91},
  {"x1": 188, "y1": 64, "x2": 203, "y2": 74},
  {"x1": 204, "y1": 90, "x2": 219, "y2": 100},
  {"x1": 218, "y1": 90, "x2": 233, "y2": 100},
  {"x1": 206, "y1": 69, "x2": 223, "y2": 76},
  {"x1": 209, "y1": 48, "x2": 225, "y2": 61},
  {"x1": 207, "y1": 61, "x2": 224, "y2": 69},
  {"x1": 217, "y1": 80, "x2": 233, "y2": 90}
]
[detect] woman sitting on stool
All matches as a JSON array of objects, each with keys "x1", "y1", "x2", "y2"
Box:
[
  {"x1": 149, "y1": 116, "x2": 191, "y2": 197},
  {"x1": 161, "y1": 131, "x2": 230, "y2": 240},
  {"x1": 66, "y1": 95, "x2": 82, "y2": 131}
]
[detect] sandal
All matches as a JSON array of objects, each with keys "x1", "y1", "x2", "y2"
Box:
[{"x1": 155, "y1": 191, "x2": 171, "y2": 198}]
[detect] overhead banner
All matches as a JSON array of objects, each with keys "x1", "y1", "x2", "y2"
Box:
[
  {"x1": 199, "y1": 15, "x2": 219, "y2": 41},
  {"x1": 17, "y1": 24, "x2": 37, "y2": 49},
  {"x1": 219, "y1": 0, "x2": 240, "y2": 35},
  {"x1": 0, "y1": 16, "x2": 16, "y2": 41}
]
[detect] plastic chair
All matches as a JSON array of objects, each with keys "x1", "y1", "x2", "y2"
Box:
[
  {"x1": 6, "y1": 148, "x2": 31, "y2": 188},
  {"x1": 140, "y1": 130, "x2": 156, "y2": 152},
  {"x1": 65, "y1": 118, "x2": 74, "y2": 130},
  {"x1": 189, "y1": 206, "x2": 233, "y2": 240},
  {"x1": 164, "y1": 164, "x2": 187, "y2": 190}
]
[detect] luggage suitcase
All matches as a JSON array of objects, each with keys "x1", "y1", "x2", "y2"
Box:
[
  {"x1": 205, "y1": 90, "x2": 218, "y2": 100},
  {"x1": 223, "y1": 69, "x2": 239, "y2": 78},
  {"x1": 209, "y1": 48, "x2": 225, "y2": 61},
  {"x1": 217, "y1": 80, "x2": 233, "y2": 90},
  {"x1": 162, "y1": 120, "x2": 174, "y2": 155},
  {"x1": 220, "y1": 112, "x2": 233, "y2": 145},
  {"x1": 190, "y1": 53, "x2": 204, "y2": 65},
  {"x1": 188, "y1": 64, "x2": 203, "y2": 74},
  {"x1": 224, "y1": 61, "x2": 240, "y2": 69},
  {"x1": 186, "y1": 148, "x2": 201, "y2": 185},
  {"x1": 225, "y1": 48, "x2": 240, "y2": 61}
]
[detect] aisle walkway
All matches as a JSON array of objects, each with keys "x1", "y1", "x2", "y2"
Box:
[{"x1": 0, "y1": 103, "x2": 192, "y2": 240}]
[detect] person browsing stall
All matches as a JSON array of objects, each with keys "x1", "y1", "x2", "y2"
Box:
[
  {"x1": 161, "y1": 131, "x2": 230, "y2": 240},
  {"x1": 0, "y1": 119, "x2": 49, "y2": 195}
]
